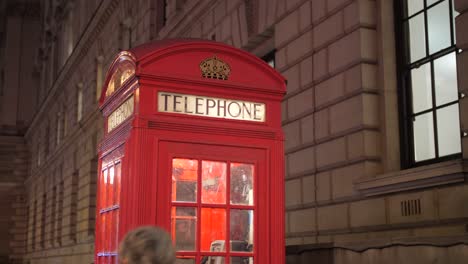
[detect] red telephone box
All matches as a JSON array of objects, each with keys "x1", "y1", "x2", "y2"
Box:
[{"x1": 95, "y1": 39, "x2": 286, "y2": 264}]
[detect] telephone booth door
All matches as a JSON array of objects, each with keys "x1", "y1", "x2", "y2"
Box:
[{"x1": 158, "y1": 142, "x2": 268, "y2": 264}]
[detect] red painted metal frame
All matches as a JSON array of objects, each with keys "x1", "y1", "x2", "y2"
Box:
[{"x1": 96, "y1": 39, "x2": 286, "y2": 264}]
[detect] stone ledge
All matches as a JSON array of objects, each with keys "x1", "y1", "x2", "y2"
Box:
[
  {"x1": 286, "y1": 235, "x2": 468, "y2": 253},
  {"x1": 355, "y1": 159, "x2": 467, "y2": 196}
]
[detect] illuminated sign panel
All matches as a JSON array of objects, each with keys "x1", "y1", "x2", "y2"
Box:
[
  {"x1": 157, "y1": 92, "x2": 265, "y2": 122},
  {"x1": 107, "y1": 96, "x2": 134, "y2": 132}
]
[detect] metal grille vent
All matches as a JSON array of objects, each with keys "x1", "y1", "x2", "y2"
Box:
[{"x1": 401, "y1": 199, "x2": 421, "y2": 216}]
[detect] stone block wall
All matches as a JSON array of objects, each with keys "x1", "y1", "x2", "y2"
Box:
[{"x1": 0, "y1": 136, "x2": 28, "y2": 264}]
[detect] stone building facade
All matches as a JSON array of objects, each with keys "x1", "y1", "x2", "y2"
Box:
[{"x1": 0, "y1": 0, "x2": 467, "y2": 263}]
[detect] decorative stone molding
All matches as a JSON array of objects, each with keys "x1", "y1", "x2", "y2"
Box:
[{"x1": 356, "y1": 160, "x2": 467, "y2": 196}]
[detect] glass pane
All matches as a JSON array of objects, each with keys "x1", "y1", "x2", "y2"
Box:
[
  {"x1": 411, "y1": 63, "x2": 432, "y2": 113},
  {"x1": 406, "y1": 0, "x2": 424, "y2": 17},
  {"x1": 454, "y1": 9, "x2": 459, "y2": 44},
  {"x1": 428, "y1": 1, "x2": 451, "y2": 54},
  {"x1": 172, "y1": 207, "x2": 197, "y2": 251},
  {"x1": 434, "y1": 52, "x2": 458, "y2": 106},
  {"x1": 172, "y1": 159, "x2": 198, "y2": 203},
  {"x1": 413, "y1": 112, "x2": 436, "y2": 161},
  {"x1": 175, "y1": 257, "x2": 196, "y2": 264},
  {"x1": 101, "y1": 214, "x2": 108, "y2": 252},
  {"x1": 407, "y1": 14, "x2": 426, "y2": 62},
  {"x1": 230, "y1": 210, "x2": 254, "y2": 252},
  {"x1": 230, "y1": 163, "x2": 254, "y2": 205},
  {"x1": 202, "y1": 256, "x2": 225, "y2": 264},
  {"x1": 231, "y1": 257, "x2": 253, "y2": 264},
  {"x1": 100, "y1": 169, "x2": 108, "y2": 209},
  {"x1": 201, "y1": 208, "x2": 226, "y2": 252},
  {"x1": 427, "y1": 0, "x2": 440, "y2": 6},
  {"x1": 108, "y1": 166, "x2": 115, "y2": 206},
  {"x1": 100, "y1": 214, "x2": 106, "y2": 252},
  {"x1": 113, "y1": 211, "x2": 120, "y2": 253},
  {"x1": 202, "y1": 161, "x2": 226, "y2": 204},
  {"x1": 437, "y1": 104, "x2": 462, "y2": 156},
  {"x1": 115, "y1": 162, "x2": 121, "y2": 204},
  {"x1": 107, "y1": 211, "x2": 114, "y2": 252}
]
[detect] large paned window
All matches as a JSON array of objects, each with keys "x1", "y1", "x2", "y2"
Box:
[
  {"x1": 396, "y1": 0, "x2": 461, "y2": 166},
  {"x1": 171, "y1": 158, "x2": 255, "y2": 264},
  {"x1": 96, "y1": 160, "x2": 122, "y2": 263}
]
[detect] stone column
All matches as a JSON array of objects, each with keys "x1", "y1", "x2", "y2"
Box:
[{"x1": 455, "y1": 0, "x2": 468, "y2": 159}]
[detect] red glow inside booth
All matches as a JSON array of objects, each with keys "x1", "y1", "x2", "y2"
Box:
[{"x1": 95, "y1": 39, "x2": 286, "y2": 264}]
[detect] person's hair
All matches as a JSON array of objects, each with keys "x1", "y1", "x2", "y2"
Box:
[{"x1": 119, "y1": 226, "x2": 175, "y2": 264}]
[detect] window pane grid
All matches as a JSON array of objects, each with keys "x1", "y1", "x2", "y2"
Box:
[
  {"x1": 407, "y1": 46, "x2": 457, "y2": 68},
  {"x1": 404, "y1": 0, "x2": 447, "y2": 20},
  {"x1": 97, "y1": 160, "x2": 121, "y2": 261},
  {"x1": 400, "y1": 0, "x2": 461, "y2": 165},
  {"x1": 404, "y1": 0, "x2": 457, "y2": 64},
  {"x1": 412, "y1": 99, "x2": 458, "y2": 117},
  {"x1": 172, "y1": 159, "x2": 255, "y2": 264}
]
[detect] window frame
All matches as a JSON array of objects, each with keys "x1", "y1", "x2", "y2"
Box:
[
  {"x1": 96, "y1": 159, "x2": 122, "y2": 262},
  {"x1": 394, "y1": 0, "x2": 462, "y2": 168},
  {"x1": 170, "y1": 158, "x2": 256, "y2": 263}
]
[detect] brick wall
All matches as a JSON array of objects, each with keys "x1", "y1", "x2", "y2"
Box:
[{"x1": 0, "y1": 136, "x2": 28, "y2": 264}]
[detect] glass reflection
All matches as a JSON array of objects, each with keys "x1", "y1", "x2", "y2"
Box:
[
  {"x1": 172, "y1": 159, "x2": 198, "y2": 203},
  {"x1": 107, "y1": 210, "x2": 114, "y2": 252},
  {"x1": 172, "y1": 207, "x2": 197, "y2": 251},
  {"x1": 413, "y1": 113, "x2": 436, "y2": 161},
  {"x1": 108, "y1": 166, "x2": 115, "y2": 206},
  {"x1": 201, "y1": 208, "x2": 226, "y2": 252},
  {"x1": 115, "y1": 162, "x2": 121, "y2": 204},
  {"x1": 411, "y1": 63, "x2": 432, "y2": 113},
  {"x1": 230, "y1": 210, "x2": 254, "y2": 252},
  {"x1": 437, "y1": 105, "x2": 462, "y2": 156},
  {"x1": 408, "y1": 14, "x2": 426, "y2": 62},
  {"x1": 434, "y1": 52, "x2": 458, "y2": 106},
  {"x1": 230, "y1": 163, "x2": 254, "y2": 205},
  {"x1": 106, "y1": 60, "x2": 135, "y2": 97},
  {"x1": 231, "y1": 257, "x2": 253, "y2": 264},
  {"x1": 101, "y1": 169, "x2": 108, "y2": 209},
  {"x1": 428, "y1": 1, "x2": 451, "y2": 54},
  {"x1": 113, "y1": 211, "x2": 120, "y2": 252},
  {"x1": 202, "y1": 161, "x2": 226, "y2": 204},
  {"x1": 101, "y1": 214, "x2": 107, "y2": 252},
  {"x1": 406, "y1": 0, "x2": 423, "y2": 17}
]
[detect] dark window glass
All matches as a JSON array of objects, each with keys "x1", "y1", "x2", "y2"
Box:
[{"x1": 261, "y1": 50, "x2": 275, "y2": 68}]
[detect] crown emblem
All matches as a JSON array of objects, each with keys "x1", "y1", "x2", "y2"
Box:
[{"x1": 199, "y1": 55, "x2": 231, "y2": 80}]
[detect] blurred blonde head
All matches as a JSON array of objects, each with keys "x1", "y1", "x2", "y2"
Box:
[{"x1": 119, "y1": 226, "x2": 175, "y2": 264}]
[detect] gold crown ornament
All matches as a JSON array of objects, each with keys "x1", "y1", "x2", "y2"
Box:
[{"x1": 199, "y1": 55, "x2": 231, "y2": 80}]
